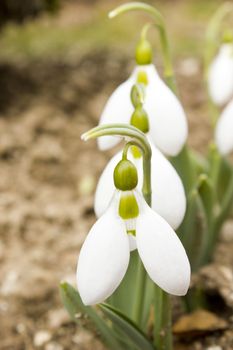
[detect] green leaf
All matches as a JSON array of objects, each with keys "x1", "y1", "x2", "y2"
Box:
[
  {"x1": 108, "y1": 250, "x2": 139, "y2": 316},
  {"x1": 60, "y1": 282, "x2": 120, "y2": 350},
  {"x1": 178, "y1": 189, "x2": 207, "y2": 271},
  {"x1": 197, "y1": 174, "x2": 214, "y2": 225},
  {"x1": 216, "y1": 157, "x2": 233, "y2": 202},
  {"x1": 99, "y1": 303, "x2": 155, "y2": 350}
]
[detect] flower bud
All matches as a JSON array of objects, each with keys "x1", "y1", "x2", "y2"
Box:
[
  {"x1": 135, "y1": 38, "x2": 153, "y2": 65},
  {"x1": 118, "y1": 191, "x2": 139, "y2": 220},
  {"x1": 114, "y1": 159, "x2": 138, "y2": 191},
  {"x1": 130, "y1": 105, "x2": 149, "y2": 133}
]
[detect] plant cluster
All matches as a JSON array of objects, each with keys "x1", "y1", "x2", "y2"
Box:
[{"x1": 60, "y1": 2, "x2": 233, "y2": 349}]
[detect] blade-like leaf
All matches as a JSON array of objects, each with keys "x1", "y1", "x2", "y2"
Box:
[
  {"x1": 60, "y1": 282, "x2": 120, "y2": 350},
  {"x1": 197, "y1": 174, "x2": 214, "y2": 225},
  {"x1": 99, "y1": 303, "x2": 155, "y2": 350}
]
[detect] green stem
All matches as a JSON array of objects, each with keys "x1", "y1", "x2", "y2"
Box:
[
  {"x1": 204, "y1": 3, "x2": 233, "y2": 129},
  {"x1": 82, "y1": 123, "x2": 152, "y2": 205},
  {"x1": 109, "y1": 2, "x2": 175, "y2": 91},
  {"x1": 204, "y1": 2, "x2": 233, "y2": 74},
  {"x1": 132, "y1": 258, "x2": 147, "y2": 327},
  {"x1": 154, "y1": 286, "x2": 172, "y2": 350}
]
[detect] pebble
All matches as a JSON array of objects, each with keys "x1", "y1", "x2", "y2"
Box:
[
  {"x1": 220, "y1": 220, "x2": 233, "y2": 242},
  {"x1": 205, "y1": 347, "x2": 222, "y2": 350},
  {"x1": 34, "y1": 330, "x2": 52, "y2": 347},
  {"x1": 48, "y1": 308, "x2": 70, "y2": 329},
  {"x1": 45, "y1": 342, "x2": 64, "y2": 350}
]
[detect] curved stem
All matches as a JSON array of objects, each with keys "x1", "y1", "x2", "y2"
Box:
[
  {"x1": 82, "y1": 123, "x2": 152, "y2": 205},
  {"x1": 204, "y1": 2, "x2": 233, "y2": 74},
  {"x1": 122, "y1": 141, "x2": 136, "y2": 160},
  {"x1": 109, "y1": 2, "x2": 176, "y2": 92}
]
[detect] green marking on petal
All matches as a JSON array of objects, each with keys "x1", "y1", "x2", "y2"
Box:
[
  {"x1": 127, "y1": 229, "x2": 136, "y2": 237},
  {"x1": 137, "y1": 71, "x2": 148, "y2": 85},
  {"x1": 119, "y1": 192, "x2": 139, "y2": 220}
]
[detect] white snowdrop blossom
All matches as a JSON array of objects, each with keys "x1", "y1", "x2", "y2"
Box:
[
  {"x1": 97, "y1": 64, "x2": 188, "y2": 156},
  {"x1": 215, "y1": 99, "x2": 233, "y2": 155},
  {"x1": 77, "y1": 191, "x2": 190, "y2": 305},
  {"x1": 208, "y1": 43, "x2": 233, "y2": 106},
  {"x1": 94, "y1": 143, "x2": 186, "y2": 230}
]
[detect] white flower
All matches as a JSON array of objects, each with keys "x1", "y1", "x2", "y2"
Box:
[
  {"x1": 215, "y1": 99, "x2": 233, "y2": 155},
  {"x1": 208, "y1": 43, "x2": 233, "y2": 106},
  {"x1": 94, "y1": 143, "x2": 186, "y2": 230},
  {"x1": 77, "y1": 191, "x2": 190, "y2": 305},
  {"x1": 97, "y1": 64, "x2": 188, "y2": 156}
]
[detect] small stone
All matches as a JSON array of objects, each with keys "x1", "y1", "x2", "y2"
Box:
[
  {"x1": 33, "y1": 330, "x2": 52, "y2": 347},
  {"x1": 48, "y1": 308, "x2": 70, "y2": 329},
  {"x1": 78, "y1": 175, "x2": 96, "y2": 196},
  {"x1": 16, "y1": 323, "x2": 26, "y2": 334},
  {"x1": 178, "y1": 58, "x2": 199, "y2": 77},
  {"x1": 205, "y1": 347, "x2": 222, "y2": 350},
  {"x1": 45, "y1": 342, "x2": 64, "y2": 350},
  {"x1": 221, "y1": 220, "x2": 233, "y2": 242}
]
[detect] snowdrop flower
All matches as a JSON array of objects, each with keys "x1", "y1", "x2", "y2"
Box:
[
  {"x1": 77, "y1": 159, "x2": 190, "y2": 305},
  {"x1": 208, "y1": 43, "x2": 233, "y2": 106},
  {"x1": 94, "y1": 142, "x2": 186, "y2": 230},
  {"x1": 97, "y1": 63, "x2": 188, "y2": 156},
  {"x1": 215, "y1": 99, "x2": 233, "y2": 154}
]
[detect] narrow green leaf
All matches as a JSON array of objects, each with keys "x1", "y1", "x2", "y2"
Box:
[
  {"x1": 178, "y1": 189, "x2": 207, "y2": 271},
  {"x1": 197, "y1": 174, "x2": 214, "y2": 225},
  {"x1": 108, "y1": 250, "x2": 139, "y2": 316},
  {"x1": 216, "y1": 157, "x2": 232, "y2": 202},
  {"x1": 99, "y1": 303, "x2": 155, "y2": 350},
  {"x1": 60, "y1": 282, "x2": 120, "y2": 350}
]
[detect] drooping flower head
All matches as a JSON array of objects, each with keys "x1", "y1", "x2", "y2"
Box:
[
  {"x1": 97, "y1": 35, "x2": 188, "y2": 156},
  {"x1": 215, "y1": 98, "x2": 233, "y2": 155},
  {"x1": 208, "y1": 31, "x2": 233, "y2": 106},
  {"x1": 77, "y1": 155, "x2": 190, "y2": 305}
]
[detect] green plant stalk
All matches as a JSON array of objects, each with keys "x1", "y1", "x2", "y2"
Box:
[
  {"x1": 201, "y1": 169, "x2": 233, "y2": 265},
  {"x1": 154, "y1": 285, "x2": 172, "y2": 350},
  {"x1": 122, "y1": 140, "x2": 150, "y2": 328},
  {"x1": 204, "y1": 3, "x2": 233, "y2": 128},
  {"x1": 109, "y1": 2, "x2": 175, "y2": 91},
  {"x1": 204, "y1": 1, "x2": 233, "y2": 73}
]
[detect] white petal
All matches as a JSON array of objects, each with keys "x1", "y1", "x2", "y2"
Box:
[
  {"x1": 150, "y1": 143, "x2": 186, "y2": 229},
  {"x1": 135, "y1": 65, "x2": 188, "y2": 156},
  {"x1": 208, "y1": 44, "x2": 233, "y2": 106},
  {"x1": 97, "y1": 64, "x2": 187, "y2": 155},
  {"x1": 94, "y1": 144, "x2": 186, "y2": 229},
  {"x1": 215, "y1": 99, "x2": 233, "y2": 155},
  {"x1": 94, "y1": 152, "x2": 122, "y2": 218},
  {"x1": 97, "y1": 78, "x2": 133, "y2": 150},
  {"x1": 128, "y1": 234, "x2": 137, "y2": 251},
  {"x1": 77, "y1": 205, "x2": 130, "y2": 305},
  {"x1": 136, "y1": 199, "x2": 190, "y2": 296}
]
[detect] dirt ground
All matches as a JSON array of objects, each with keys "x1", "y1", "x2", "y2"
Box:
[{"x1": 0, "y1": 1, "x2": 232, "y2": 350}]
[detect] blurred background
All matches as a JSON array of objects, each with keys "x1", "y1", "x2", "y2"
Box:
[{"x1": 0, "y1": 0, "x2": 232, "y2": 349}]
